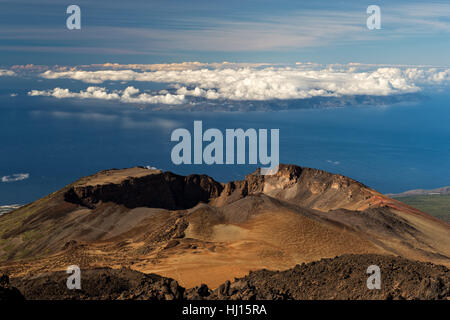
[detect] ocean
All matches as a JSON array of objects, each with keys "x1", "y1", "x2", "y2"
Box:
[{"x1": 1, "y1": 77, "x2": 450, "y2": 205}]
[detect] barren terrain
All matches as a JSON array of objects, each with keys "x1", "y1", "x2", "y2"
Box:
[{"x1": 0, "y1": 164, "x2": 448, "y2": 292}]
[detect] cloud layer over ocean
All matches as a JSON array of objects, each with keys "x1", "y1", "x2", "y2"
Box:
[{"x1": 25, "y1": 63, "x2": 449, "y2": 105}]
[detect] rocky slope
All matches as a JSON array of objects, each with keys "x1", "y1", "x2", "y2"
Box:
[
  {"x1": 64, "y1": 167, "x2": 223, "y2": 210},
  {"x1": 0, "y1": 164, "x2": 448, "y2": 289},
  {"x1": 8, "y1": 254, "x2": 449, "y2": 300},
  {"x1": 203, "y1": 254, "x2": 450, "y2": 300}
]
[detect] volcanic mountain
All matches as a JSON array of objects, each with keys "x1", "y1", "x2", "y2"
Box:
[{"x1": 0, "y1": 164, "x2": 448, "y2": 289}]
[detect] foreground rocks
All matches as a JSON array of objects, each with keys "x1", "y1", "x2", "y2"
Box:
[
  {"x1": 10, "y1": 268, "x2": 185, "y2": 300},
  {"x1": 8, "y1": 254, "x2": 450, "y2": 300},
  {"x1": 0, "y1": 274, "x2": 24, "y2": 301},
  {"x1": 200, "y1": 254, "x2": 450, "y2": 300}
]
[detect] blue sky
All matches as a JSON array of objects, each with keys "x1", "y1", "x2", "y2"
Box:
[
  {"x1": 1, "y1": 0, "x2": 450, "y2": 65},
  {"x1": 1, "y1": 0, "x2": 450, "y2": 203}
]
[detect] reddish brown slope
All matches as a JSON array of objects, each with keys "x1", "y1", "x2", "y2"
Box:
[{"x1": 0, "y1": 164, "x2": 448, "y2": 288}]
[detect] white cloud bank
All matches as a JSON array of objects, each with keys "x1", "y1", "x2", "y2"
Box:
[
  {"x1": 1, "y1": 173, "x2": 29, "y2": 183},
  {"x1": 28, "y1": 86, "x2": 186, "y2": 105},
  {"x1": 36, "y1": 64, "x2": 450, "y2": 103},
  {"x1": 24, "y1": 63, "x2": 450, "y2": 107}
]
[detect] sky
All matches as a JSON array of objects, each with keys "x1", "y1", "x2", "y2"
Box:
[
  {"x1": 0, "y1": 0, "x2": 449, "y2": 112},
  {"x1": 1, "y1": 0, "x2": 450, "y2": 203},
  {"x1": 1, "y1": 0, "x2": 450, "y2": 66}
]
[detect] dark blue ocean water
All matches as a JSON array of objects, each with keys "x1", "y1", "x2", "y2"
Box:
[{"x1": 1, "y1": 77, "x2": 450, "y2": 205}]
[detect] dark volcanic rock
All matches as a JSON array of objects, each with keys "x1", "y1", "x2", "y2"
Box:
[
  {"x1": 204, "y1": 254, "x2": 450, "y2": 300},
  {"x1": 11, "y1": 268, "x2": 184, "y2": 300},
  {"x1": 184, "y1": 283, "x2": 213, "y2": 300},
  {"x1": 10, "y1": 255, "x2": 450, "y2": 300},
  {"x1": 0, "y1": 274, "x2": 24, "y2": 301},
  {"x1": 64, "y1": 170, "x2": 223, "y2": 210}
]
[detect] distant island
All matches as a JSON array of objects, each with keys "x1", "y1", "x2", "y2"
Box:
[
  {"x1": 388, "y1": 186, "x2": 450, "y2": 197},
  {"x1": 388, "y1": 186, "x2": 450, "y2": 223}
]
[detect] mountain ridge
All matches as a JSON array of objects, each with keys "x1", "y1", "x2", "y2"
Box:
[{"x1": 0, "y1": 164, "x2": 448, "y2": 288}]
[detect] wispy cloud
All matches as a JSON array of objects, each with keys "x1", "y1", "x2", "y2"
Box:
[
  {"x1": 31, "y1": 109, "x2": 181, "y2": 130},
  {"x1": 1, "y1": 173, "x2": 29, "y2": 182},
  {"x1": 48, "y1": 111, "x2": 119, "y2": 122},
  {"x1": 1, "y1": 2, "x2": 450, "y2": 57},
  {"x1": 121, "y1": 117, "x2": 181, "y2": 130},
  {"x1": 327, "y1": 160, "x2": 341, "y2": 166}
]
